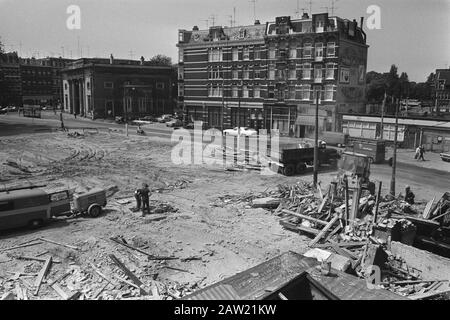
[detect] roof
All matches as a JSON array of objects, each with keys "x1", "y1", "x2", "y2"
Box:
[
  {"x1": 183, "y1": 251, "x2": 319, "y2": 300},
  {"x1": 185, "y1": 24, "x2": 266, "y2": 45},
  {"x1": 0, "y1": 188, "x2": 48, "y2": 202},
  {"x1": 343, "y1": 114, "x2": 450, "y2": 129}
]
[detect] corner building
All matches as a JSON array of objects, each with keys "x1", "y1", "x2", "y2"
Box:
[{"x1": 177, "y1": 13, "x2": 368, "y2": 137}]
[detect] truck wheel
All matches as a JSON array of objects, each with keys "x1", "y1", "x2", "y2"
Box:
[
  {"x1": 296, "y1": 163, "x2": 306, "y2": 174},
  {"x1": 28, "y1": 219, "x2": 44, "y2": 229},
  {"x1": 88, "y1": 204, "x2": 102, "y2": 218},
  {"x1": 337, "y1": 143, "x2": 342, "y2": 148},
  {"x1": 283, "y1": 164, "x2": 295, "y2": 176}
]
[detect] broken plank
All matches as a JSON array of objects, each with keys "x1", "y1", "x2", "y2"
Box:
[
  {"x1": 309, "y1": 215, "x2": 339, "y2": 247},
  {"x1": 109, "y1": 254, "x2": 148, "y2": 296},
  {"x1": 314, "y1": 241, "x2": 366, "y2": 249},
  {"x1": 51, "y1": 283, "x2": 69, "y2": 300},
  {"x1": 33, "y1": 256, "x2": 52, "y2": 296},
  {"x1": 0, "y1": 241, "x2": 42, "y2": 252},
  {"x1": 38, "y1": 237, "x2": 79, "y2": 250},
  {"x1": 281, "y1": 209, "x2": 328, "y2": 226},
  {"x1": 162, "y1": 266, "x2": 190, "y2": 273},
  {"x1": 12, "y1": 255, "x2": 62, "y2": 264},
  {"x1": 317, "y1": 195, "x2": 329, "y2": 214},
  {"x1": 110, "y1": 237, "x2": 177, "y2": 260},
  {"x1": 89, "y1": 263, "x2": 118, "y2": 287},
  {"x1": 113, "y1": 274, "x2": 140, "y2": 289}
]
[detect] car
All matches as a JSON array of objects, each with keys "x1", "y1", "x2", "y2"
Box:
[
  {"x1": 6, "y1": 106, "x2": 17, "y2": 112},
  {"x1": 140, "y1": 115, "x2": 157, "y2": 122},
  {"x1": 157, "y1": 114, "x2": 173, "y2": 123},
  {"x1": 166, "y1": 119, "x2": 183, "y2": 128},
  {"x1": 223, "y1": 127, "x2": 258, "y2": 137},
  {"x1": 0, "y1": 108, "x2": 7, "y2": 114},
  {"x1": 440, "y1": 153, "x2": 450, "y2": 162},
  {"x1": 115, "y1": 116, "x2": 125, "y2": 124}
]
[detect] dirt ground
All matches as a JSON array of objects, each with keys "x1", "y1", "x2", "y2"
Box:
[{"x1": 1, "y1": 130, "x2": 337, "y2": 299}]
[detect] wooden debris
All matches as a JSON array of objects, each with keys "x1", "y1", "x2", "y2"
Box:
[
  {"x1": 109, "y1": 254, "x2": 148, "y2": 296},
  {"x1": 251, "y1": 197, "x2": 280, "y2": 209},
  {"x1": 33, "y1": 256, "x2": 52, "y2": 296},
  {"x1": 11, "y1": 254, "x2": 62, "y2": 264},
  {"x1": 110, "y1": 237, "x2": 177, "y2": 260},
  {"x1": 38, "y1": 237, "x2": 79, "y2": 250},
  {"x1": 0, "y1": 241, "x2": 42, "y2": 253},
  {"x1": 309, "y1": 215, "x2": 339, "y2": 247}
]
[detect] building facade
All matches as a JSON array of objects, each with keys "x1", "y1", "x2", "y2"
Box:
[
  {"x1": 20, "y1": 58, "x2": 53, "y2": 106},
  {"x1": 61, "y1": 56, "x2": 176, "y2": 119},
  {"x1": 0, "y1": 52, "x2": 21, "y2": 106},
  {"x1": 434, "y1": 68, "x2": 450, "y2": 116},
  {"x1": 177, "y1": 13, "x2": 368, "y2": 137}
]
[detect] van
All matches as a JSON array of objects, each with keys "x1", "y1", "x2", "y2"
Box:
[
  {"x1": 0, "y1": 189, "x2": 71, "y2": 231},
  {"x1": 321, "y1": 132, "x2": 349, "y2": 147}
]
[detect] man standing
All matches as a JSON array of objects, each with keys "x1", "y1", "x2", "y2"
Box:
[
  {"x1": 140, "y1": 183, "x2": 150, "y2": 217},
  {"x1": 134, "y1": 188, "x2": 142, "y2": 211},
  {"x1": 405, "y1": 186, "x2": 415, "y2": 205},
  {"x1": 415, "y1": 146, "x2": 420, "y2": 161}
]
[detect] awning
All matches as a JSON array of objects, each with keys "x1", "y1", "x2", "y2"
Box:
[{"x1": 295, "y1": 115, "x2": 317, "y2": 126}]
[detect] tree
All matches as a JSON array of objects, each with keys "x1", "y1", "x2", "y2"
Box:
[{"x1": 148, "y1": 54, "x2": 172, "y2": 66}]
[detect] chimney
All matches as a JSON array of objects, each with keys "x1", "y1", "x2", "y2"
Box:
[
  {"x1": 302, "y1": 12, "x2": 309, "y2": 19},
  {"x1": 254, "y1": 20, "x2": 261, "y2": 25},
  {"x1": 110, "y1": 54, "x2": 114, "y2": 64},
  {"x1": 360, "y1": 17, "x2": 364, "y2": 30},
  {"x1": 140, "y1": 56, "x2": 145, "y2": 65}
]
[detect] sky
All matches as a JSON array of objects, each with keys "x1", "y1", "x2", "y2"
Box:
[{"x1": 0, "y1": 0, "x2": 449, "y2": 82}]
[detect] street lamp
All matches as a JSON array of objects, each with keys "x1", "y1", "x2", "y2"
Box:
[{"x1": 313, "y1": 86, "x2": 323, "y2": 188}]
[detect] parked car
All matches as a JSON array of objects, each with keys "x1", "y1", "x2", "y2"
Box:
[
  {"x1": 140, "y1": 115, "x2": 157, "y2": 122},
  {"x1": 115, "y1": 116, "x2": 125, "y2": 124},
  {"x1": 166, "y1": 119, "x2": 183, "y2": 128},
  {"x1": 0, "y1": 108, "x2": 7, "y2": 114},
  {"x1": 183, "y1": 121, "x2": 208, "y2": 130},
  {"x1": 157, "y1": 114, "x2": 173, "y2": 123},
  {"x1": 223, "y1": 127, "x2": 258, "y2": 137},
  {"x1": 440, "y1": 153, "x2": 450, "y2": 162}
]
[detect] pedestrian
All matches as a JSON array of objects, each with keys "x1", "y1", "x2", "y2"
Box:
[
  {"x1": 415, "y1": 146, "x2": 420, "y2": 161},
  {"x1": 134, "y1": 188, "x2": 142, "y2": 211},
  {"x1": 74, "y1": 112, "x2": 77, "y2": 119},
  {"x1": 140, "y1": 183, "x2": 150, "y2": 217},
  {"x1": 419, "y1": 145, "x2": 425, "y2": 161},
  {"x1": 405, "y1": 186, "x2": 415, "y2": 205}
]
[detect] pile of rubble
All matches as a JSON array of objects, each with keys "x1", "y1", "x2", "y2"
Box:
[
  {"x1": 0, "y1": 236, "x2": 204, "y2": 300},
  {"x1": 220, "y1": 179, "x2": 450, "y2": 300}
]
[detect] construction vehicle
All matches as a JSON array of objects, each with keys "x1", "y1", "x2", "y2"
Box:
[
  {"x1": 0, "y1": 186, "x2": 106, "y2": 232},
  {"x1": 269, "y1": 144, "x2": 340, "y2": 176},
  {"x1": 338, "y1": 151, "x2": 376, "y2": 195}
]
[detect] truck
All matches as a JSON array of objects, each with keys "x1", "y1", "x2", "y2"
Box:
[
  {"x1": 0, "y1": 186, "x2": 106, "y2": 232},
  {"x1": 268, "y1": 144, "x2": 340, "y2": 176},
  {"x1": 321, "y1": 132, "x2": 349, "y2": 148},
  {"x1": 346, "y1": 138, "x2": 386, "y2": 164}
]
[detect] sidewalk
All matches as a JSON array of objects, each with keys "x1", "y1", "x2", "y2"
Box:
[{"x1": 386, "y1": 147, "x2": 450, "y2": 173}]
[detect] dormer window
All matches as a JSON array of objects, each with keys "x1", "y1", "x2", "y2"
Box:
[
  {"x1": 239, "y1": 28, "x2": 246, "y2": 38},
  {"x1": 178, "y1": 32, "x2": 184, "y2": 42}
]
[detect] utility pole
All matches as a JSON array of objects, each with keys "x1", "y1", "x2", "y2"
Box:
[
  {"x1": 249, "y1": 0, "x2": 257, "y2": 22},
  {"x1": 209, "y1": 15, "x2": 216, "y2": 27},
  {"x1": 390, "y1": 96, "x2": 400, "y2": 197},
  {"x1": 313, "y1": 89, "x2": 320, "y2": 188},
  {"x1": 330, "y1": 0, "x2": 339, "y2": 16},
  {"x1": 380, "y1": 91, "x2": 386, "y2": 140}
]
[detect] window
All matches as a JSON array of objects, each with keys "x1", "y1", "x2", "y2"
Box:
[
  {"x1": 243, "y1": 47, "x2": 250, "y2": 60},
  {"x1": 254, "y1": 86, "x2": 260, "y2": 98},
  {"x1": 315, "y1": 43, "x2": 323, "y2": 61},
  {"x1": 232, "y1": 68, "x2": 239, "y2": 80},
  {"x1": 303, "y1": 43, "x2": 312, "y2": 58},
  {"x1": 156, "y1": 82, "x2": 165, "y2": 89},
  {"x1": 289, "y1": 87, "x2": 296, "y2": 100},
  {"x1": 178, "y1": 32, "x2": 184, "y2": 42},
  {"x1": 0, "y1": 201, "x2": 14, "y2": 211},
  {"x1": 50, "y1": 191, "x2": 69, "y2": 202},
  {"x1": 178, "y1": 83, "x2": 184, "y2": 97},
  {"x1": 138, "y1": 98, "x2": 147, "y2": 112},
  {"x1": 179, "y1": 50, "x2": 184, "y2": 62},
  {"x1": 232, "y1": 48, "x2": 239, "y2": 61},
  {"x1": 208, "y1": 85, "x2": 223, "y2": 97},
  {"x1": 324, "y1": 85, "x2": 336, "y2": 101},
  {"x1": 254, "y1": 67, "x2": 261, "y2": 79},
  {"x1": 301, "y1": 85, "x2": 311, "y2": 101},
  {"x1": 232, "y1": 86, "x2": 238, "y2": 98},
  {"x1": 64, "y1": 83, "x2": 68, "y2": 90},
  {"x1": 325, "y1": 63, "x2": 335, "y2": 79},
  {"x1": 104, "y1": 82, "x2": 113, "y2": 89},
  {"x1": 87, "y1": 82, "x2": 90, "y2": 90},
  {"x1": 269, "y1": 47, "x2": 276, "y2": 59},
  {"x1": 289, "y1": 47, "x2": 297, "y2": 59},
  {"x1": 209, "y1": 48, "x2": 223, "y2": 62},
  {"x1": 243, "y1": 67, "x2": 250, "y2": 79},
  {"x1": 209, "y1": 67, "x2": 222, "y2": 79},
  {"x1": 302, "y1": 63, "x2": 312, "y2": 79},
  {"x1": 289, "y1": 68, "x2": 296, "y2": 80},
  {"x1": 327, "y1": 42, "x2": 336, "y2": 57},
  {"x1": 269, "y1": 65, "x2": 275, "y2": 80},
  {"x1": 254, "y1": 47, "x2": 261, "y2": 60},
  {"x1": 268, "y1": 86, "x2": 275, "y2": 99},
  {"x1": 314, "y1": 65, "x2": 323, "y2": 81},
  {"x1": 178, "y1": 68, "x2": 184, "y2": 80},
  {"x1": 242, "y1": 85, "x2": 249, "y2": 98}
]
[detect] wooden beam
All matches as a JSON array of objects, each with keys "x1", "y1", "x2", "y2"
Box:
[
  {"x1": 12, "y1": 255, "x2": 61, "y2": 264},
  {"x1": 33, "y1": 256, "x2": 52, "y2": 296},
  {"x1": 109, "y1": 254, "x2": 148, "y2": 296},
  {"x1": 309, "y1": 215, "x2": 339, "y2": 247},
  {"x1": 110, "y1": 237, "x2": 177, "y2": 260},
  {"x1": 38, "y1": 237, "x2": 79, "y2": 250},
  {"x1": 314, "y1": 241, "x2": 366, "y2": 249},
  {"x1": 281, "y1": 209, "x2": 328, "y2": 226},
  {"x1": 0, "y1": 241, "x2": 42, "y2": 253}
]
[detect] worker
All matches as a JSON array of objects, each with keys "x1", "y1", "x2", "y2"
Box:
[
  {"x1": 140, "y1": 183, "x2": 150, "y2": 216},
  {"x1": 415, "y1": 146, "x2": 420, "y2": 160},
  {"x1": 405, "y1": 186, "x2": 415, "y2": 205},
  {"x1": 134, "y1": 188, "x2": 142, "y2": 211}
]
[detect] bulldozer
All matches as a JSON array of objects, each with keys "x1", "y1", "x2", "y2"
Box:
[{"x1": 337, "y1": 151, "x2": 376, "y2": 195}]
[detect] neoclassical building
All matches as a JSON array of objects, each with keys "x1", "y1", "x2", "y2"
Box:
[{"x1": 61, "y1": 56, "x2": 176, "y2": 119}]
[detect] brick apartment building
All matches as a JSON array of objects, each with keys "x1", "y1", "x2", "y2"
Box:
[
  {"x1": 0, "y1": 52, "x2": 21, "y2": 106},
  {"x1": 20, "y1": 58, "x2": 53, "y2": 106},
  {"x1": 61, "y1": 56, "x2": 176, "y2": 119},
  {"x1": 434, "y1": 68, "x2": 450, "y2": 116},
  {"x1": 177, "y1": 12, "x2": 368, "y2": 137}
]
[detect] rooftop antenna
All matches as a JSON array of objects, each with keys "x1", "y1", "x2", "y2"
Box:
[
  {"x1": 249, "y1": 0, "x2": 257, "y2": 22},
  {"x1": 321, "y1": 6, "x2": 329, "y2": 13},
  {"x1": 308, "y1": 0, "x2": 313, "y2": 14},
  {"x1": 209, "y1": 14, "x2": 217, "y2": 27},
  {"x1": 201, "y1": 18, "x2": 209, "y2": 29},
  {"x1": 61, "y1": 46, "x2": 65, "y2": 58},
  {"x1": 129, "y1": 50, "x2": 134, "y2": 60},
  {"x1": 228, "y1": 15, "x2": 235, "y2": 27}
]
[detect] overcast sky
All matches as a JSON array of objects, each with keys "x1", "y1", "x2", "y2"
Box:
[{"x1": 0, "y1": 0, "x2": 449, "y2": 82}]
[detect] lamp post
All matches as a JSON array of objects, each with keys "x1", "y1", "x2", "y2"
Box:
[
  {"x1": 313, "y1": 87, "x2": 321, "y2": 188},
  {"x1": 390, "y1": 94, "x2": 400, "y2": 197}
]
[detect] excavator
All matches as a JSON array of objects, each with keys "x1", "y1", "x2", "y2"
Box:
[{"x1": 337, "y1": 151, "x2": 376, "y2": 195}]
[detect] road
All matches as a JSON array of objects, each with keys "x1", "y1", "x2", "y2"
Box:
[{"x1": 1, "y1": 112, "x2": 448, "y2": 199}]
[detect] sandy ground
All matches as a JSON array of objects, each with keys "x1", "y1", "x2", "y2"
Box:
[{"x1": 1, "y1": 130, "x2": 331, "y2": 299}]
